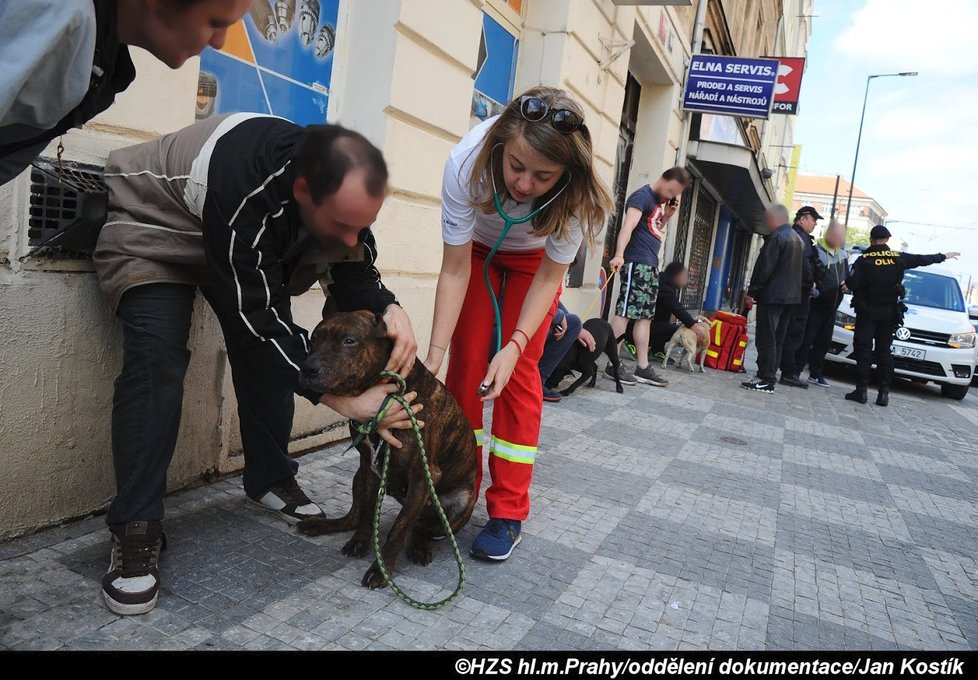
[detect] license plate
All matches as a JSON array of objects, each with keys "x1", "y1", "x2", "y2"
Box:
[{"x1": 892, "y1": 346, "x2": 925, "y2": 360}]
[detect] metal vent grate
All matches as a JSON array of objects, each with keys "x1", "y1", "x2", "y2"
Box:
[{"x1": 28, "y1": 158, "x2": 108, "y2": 253}]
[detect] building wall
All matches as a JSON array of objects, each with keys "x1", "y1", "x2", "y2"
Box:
[
  {"x1": 0, "y1": 0, "x2": 813, "y2": 538},
  {"x1": 725, "y1": 0, "x2": 814, "y2": 307},
  {"x1": 0, "y1": 49, "x2": 344, "y2": 538}
]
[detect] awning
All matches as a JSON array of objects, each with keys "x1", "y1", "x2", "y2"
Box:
[{"x1": 687, "y1": 140, "x2": 773, "y2": 233}]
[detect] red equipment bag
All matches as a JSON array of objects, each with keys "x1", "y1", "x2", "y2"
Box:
[
  {"x1": 704, "y1": 312, "x2": 749, "y2": 371},
  {"x1": 728, "y1": 328, "x2": 749, "y2": 372}
]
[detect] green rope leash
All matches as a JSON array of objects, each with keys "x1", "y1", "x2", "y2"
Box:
[{"x1": 353, "y1": 370, "x2": 465, "y2": 610}]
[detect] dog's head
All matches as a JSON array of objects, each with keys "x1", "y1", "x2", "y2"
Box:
[
  {"x1": 692, "y1": 319, "x2": 712, "y2": 347},
  {"x1": 299, "y1": 310, "x2": 392, "y2": 396}
]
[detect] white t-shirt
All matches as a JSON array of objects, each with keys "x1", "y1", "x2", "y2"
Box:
[{"x1": 440, "y1": 116, "x2": 584, "y2": 264}]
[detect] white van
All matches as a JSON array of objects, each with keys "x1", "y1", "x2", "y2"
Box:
[{"x1": 826, "y1": 266, "x2": 976, "y2": 400}]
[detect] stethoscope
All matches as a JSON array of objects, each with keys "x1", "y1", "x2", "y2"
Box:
[{"x1": 482, "y1": 144, "x2": 570, "y2": 357}]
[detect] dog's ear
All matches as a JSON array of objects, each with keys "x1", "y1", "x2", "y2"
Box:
[
  {"x1": 321, "y1": 297, "x2": 340, "y2": 320},
  {"x1": 373, "y1": 312, "x2": 389, "y2": 339}
]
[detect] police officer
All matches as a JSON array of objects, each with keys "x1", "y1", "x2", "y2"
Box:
[{"x1": 844, "y1": 225, "x2": 959, "y2": 406}]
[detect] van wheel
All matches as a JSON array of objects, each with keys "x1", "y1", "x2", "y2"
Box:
[{"x1": 941, "y1": 383, "x2": 970, "y2": 400}]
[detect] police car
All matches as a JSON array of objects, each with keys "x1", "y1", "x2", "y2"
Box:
[{"x1": 826, "y1": 263, "x2": 976, "y2": 400}]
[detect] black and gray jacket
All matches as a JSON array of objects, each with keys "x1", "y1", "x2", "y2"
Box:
[
  {"x1": 747, "y1": 223, "x2": 804, "y2": 305},
  {"x1": 792, "y1": 222, "x2": 826, "y2": 297},
  {"x1": 94, "y1": 115, "x2": 397, "y2": 405},
  {"x1": 812, "y1": 239, "x2": 849, "y2": 310}
]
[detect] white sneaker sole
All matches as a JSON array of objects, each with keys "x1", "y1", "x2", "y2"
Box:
[
  {"x1": 634, "y1": 375, "x2": 669, "y2": 387},
  {"x1": 102, "y1": 589, "x2": 158, "y2": 616},
  {"x1": 603, "y1": 372, "x2": 637, "y2": 386},
  {"x1": 472, "y1": 533, "x2": 522, "y2": 561}
]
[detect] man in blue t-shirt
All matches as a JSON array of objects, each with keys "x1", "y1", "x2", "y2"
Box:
[{"x1": 607, "y1": 166, "x2": 690, "y2": 387}]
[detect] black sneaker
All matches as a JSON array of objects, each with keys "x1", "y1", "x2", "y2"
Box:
[
  {"x1": 247, "y1": 477, "x2": 325, "y2": 525},
  {"x1": 741, "y1": 378, "x2": 774, "y2": 392},
  {"x1": 779, "y1": 374, "x2": 809, "y2": 389},
  {"x1": 102, "y1": 521, "x2": 165, "y2": 616},
  {"x1": 604, "y1": 363, "x2": 637, "y2": 386},
  {"x1": 845, "y1": 388, "x2": 868, "y2": 404},
  {"x1": 634, "y1": 365, "x2": 669, "y2": 387}
]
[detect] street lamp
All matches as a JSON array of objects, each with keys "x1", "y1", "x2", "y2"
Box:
[{"x1": 843, "y1": 72, "x2": 918, "y2": 230}]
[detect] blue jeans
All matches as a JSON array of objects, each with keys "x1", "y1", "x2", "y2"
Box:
[
  {"x1": 538, "y1": 313, "x2": 583, "y2": 384},
  {"x1": 106, "y1": 283, "x2": 298, "y2": 526}
]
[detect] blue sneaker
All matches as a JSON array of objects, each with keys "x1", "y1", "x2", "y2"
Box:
[
  {"x1": 471, "y1": 519, "x2": 522, "y2": 561},
  {"x1": 542, "y1": 387, "x2": 562, "y2": 403},
  {"x1": 808, "y1": 375, "x2": 830, "y2": 388}
]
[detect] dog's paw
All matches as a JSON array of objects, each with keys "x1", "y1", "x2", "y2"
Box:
[
  {"x1": 407, "y1": 542, "x2": 434, "y2": 566},
  {"x1": 361, "y1": 562, "x2": 388, "y2": 589},
  {"x1": 342, "y1": 535, "x2": 371, "y2": 558}
]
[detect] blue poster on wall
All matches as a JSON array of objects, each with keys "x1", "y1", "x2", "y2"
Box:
[
  {"x1": 196, "y1": 0, "x2": 339, "y2": 126},
  {"x1": 471, "y1": 13, "x2": 519, "y2": 126}
]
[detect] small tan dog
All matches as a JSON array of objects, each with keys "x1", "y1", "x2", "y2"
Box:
[{"x1": 662, "y1": 317, "x2": 713, "y2": 372}]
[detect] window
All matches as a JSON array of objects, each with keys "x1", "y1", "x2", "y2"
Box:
[
  {"x1": 903, "y1": 271, "x2": 966, "y2": 312},
  {"x1": 471, "y1": 2, "x2": 523, "y2": 125}
]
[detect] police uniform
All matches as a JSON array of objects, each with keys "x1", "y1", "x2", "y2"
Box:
[{"x1": 844, "y1": 225, "x2": 947, "y2": 406}]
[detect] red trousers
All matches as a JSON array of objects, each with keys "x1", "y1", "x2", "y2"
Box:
[{"x1": 445, "y1": 243, "x2": 557, "y2": 521}]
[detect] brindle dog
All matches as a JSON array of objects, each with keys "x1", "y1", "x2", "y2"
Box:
[{"x1": 296, "y1": 310, "x2": 478, "y2": 589}]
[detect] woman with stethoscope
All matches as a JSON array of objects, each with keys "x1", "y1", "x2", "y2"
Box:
[{"x1": 423, "y1": 87, "x2": 612, "y2": 561}]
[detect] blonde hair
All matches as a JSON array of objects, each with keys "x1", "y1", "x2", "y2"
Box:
[{"x1": 466, "y1": 86, "x2": 613, "y2": 246}]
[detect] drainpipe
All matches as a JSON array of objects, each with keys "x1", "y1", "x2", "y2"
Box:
[
  {"x1": 758, "y1": 7, "x2": 785, "y2": 174},
  {"x1": 667, "y1": 0, "x2": 709, "y2": 263},
  {"x1": 674, "y1": 0, "x2": 709, "y2": 170}
]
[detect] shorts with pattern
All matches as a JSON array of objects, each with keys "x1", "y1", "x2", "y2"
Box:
[{"x1": 615, "y1": 263, "x2": 659, "y2": 320}]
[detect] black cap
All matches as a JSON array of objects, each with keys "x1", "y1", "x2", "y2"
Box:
[
  {"x1": 870, "y1": 224, "x2": 892, "y2": 240},
  {"x1": 795, "y1": 206, "x2": 823, "y2": 221}
]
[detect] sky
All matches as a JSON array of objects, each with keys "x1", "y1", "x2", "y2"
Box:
[{"x1": 794, "y1": 0, "x2": 978, "y2": 293}]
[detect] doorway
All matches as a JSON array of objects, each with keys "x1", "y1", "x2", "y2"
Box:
[{"x1": 597, "y1": 72, "x2": 641, "y2": 317}]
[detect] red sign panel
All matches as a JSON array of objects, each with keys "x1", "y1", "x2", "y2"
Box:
[{"x1": 772, "y1": 57, "x2": 805, "y2": 115}]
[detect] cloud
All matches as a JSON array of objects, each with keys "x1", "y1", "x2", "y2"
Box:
[
  {"x1": 860, "y1": 83, "x2": 978, "y2": 229},
  {"x1": 834, "y1": 0, "x2": 978, "y2": 77},
  {"x1": 800, "y1": 1, "x2": 978, "y2": 277}
]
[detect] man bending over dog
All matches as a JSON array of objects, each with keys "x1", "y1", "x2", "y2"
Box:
[
  {"x1": 649, "y1": 261, "x2": 701, "y2": 361},
  {"x1": 93, "y1": 114, "x2": 419, "y2": 615}
]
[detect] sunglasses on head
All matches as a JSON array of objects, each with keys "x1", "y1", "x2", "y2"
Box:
[{"x1": 519, "y1": 95, "x2": 583, "y2": 134}]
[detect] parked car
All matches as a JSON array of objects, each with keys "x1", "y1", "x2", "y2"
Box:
[
  {"x1": 826, "y1": 265, "x2": 976, "y2": 400},
  {"x1": 970, "y1": 305, "x2": 978, "y2": 386}
]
